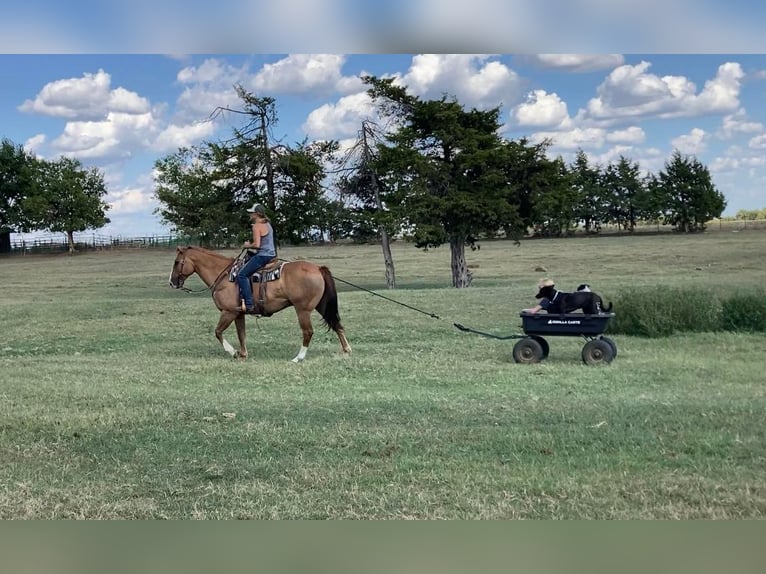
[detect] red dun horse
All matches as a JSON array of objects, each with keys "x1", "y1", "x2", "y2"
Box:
[{"x1": 168, "y1": 246, "x2": 351, "y2": 362}]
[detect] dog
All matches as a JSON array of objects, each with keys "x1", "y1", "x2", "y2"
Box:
[
  {"x1": 576, "y1": 284, "x2": 591, "y2": 292},
  {"x1": 535, "y1": 281, "x2": 612, "y2": 314}
]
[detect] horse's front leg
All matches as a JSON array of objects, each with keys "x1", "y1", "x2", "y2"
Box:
[
  {"x1": 234, "y1": 314, "x2": 248, "y2": 359},
  {"x1": 215, "y1": 310, "x2": 241, "y2": 359}
]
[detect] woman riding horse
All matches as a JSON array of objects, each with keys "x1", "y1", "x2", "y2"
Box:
[{"x1": 169, "y1": 246, "x2": 351, "y2": 362}]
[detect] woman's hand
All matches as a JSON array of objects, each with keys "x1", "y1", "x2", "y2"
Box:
[{"x1": 243, "y1": 241, "x2": 252, "y2": 248}]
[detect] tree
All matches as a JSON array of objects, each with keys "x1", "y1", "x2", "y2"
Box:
[
  {"x1": 272, "y1": 139, "x2": 339, "y2": 245},
  {"x1": 657, "y1": 150, "x2": 726, "y2": 232},
  {"x1": 602, "y1": 156, "x2": 643, "y2": 231},
  {"x1": 336, "y1": 120, "x2": 399, "y2": 288},
  {"x1": 31, "y1": 157, "x2": 110, "y2": 252},
  {"x1": 530, "y1": 156, "x2": 578, "y2": 237},
  {"x1": 153, "y1": 146, "x2": 241, "y2": 246},
  {"x1": 364, "y1": 76, "x2": 525, "y2": 288},
  {"x1": 0, "y1": 138, "x2": 40, "y2": 252},
  {"x1": 570, "y1": 149, "x2": 606, "y2": 234},
  {"x1": 501, "y1": 137, "x2": 554, "y2": 233},
  {"x1": 205, "y1": 86, "x2": 338, "y2": 245}
]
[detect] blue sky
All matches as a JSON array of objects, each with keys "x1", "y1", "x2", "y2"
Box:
[{"x1": 4, "y1": 53, "x2": 766, "y2": 239}]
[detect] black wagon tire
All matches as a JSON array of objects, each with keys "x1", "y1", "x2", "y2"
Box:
[
  {"x1": 513, "y1": 337, "x2": 545, "y2": 364},
  {"x1": 600, "y1": 336, "x2": 617, "y2": 359},
  {"x1": 581, "y1": 339, "x2": 615, "y2": 365},
  {"x1": 529, "y1": 335, "x2": 550, "y2": 359}
]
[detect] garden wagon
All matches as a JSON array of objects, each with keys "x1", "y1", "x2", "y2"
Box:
[{"x1": 454, "y1": 312, "x2": 617, "y2": 365}]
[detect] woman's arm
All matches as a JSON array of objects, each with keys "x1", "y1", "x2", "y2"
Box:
[{"x1": 521, "y1": 304, "x2": 543, "y2": 314}]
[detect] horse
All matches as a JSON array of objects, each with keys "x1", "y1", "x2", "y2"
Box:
[{"x1": 168, "y1": 246, "x2": 351, "y2": 362}]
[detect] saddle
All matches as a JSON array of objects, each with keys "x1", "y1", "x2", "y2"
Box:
[{"x1": 233, "y1": 257, "x2": 283, "y2": 316}]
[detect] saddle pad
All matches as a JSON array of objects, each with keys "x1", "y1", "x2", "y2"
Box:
[{"x1": 252, "y1": 262, "x2": 284, "y2": 284}]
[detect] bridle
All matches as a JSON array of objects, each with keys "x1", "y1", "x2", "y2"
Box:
[{"x1": 171, "y1": 251, "x2": 234, "y2": 294}]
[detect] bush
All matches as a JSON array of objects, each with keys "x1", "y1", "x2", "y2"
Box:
[
  {"x1": 720, "y1": 289, "x2": 766, "y2": 332},
  {"x1": 609, "y1": 286, "x2": 723, "y2": 337}
]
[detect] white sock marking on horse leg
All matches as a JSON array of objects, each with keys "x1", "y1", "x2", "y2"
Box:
[
  {"x1": 222, "y1": 339, "x2": 236, "y2": 357},
  {"x1": 291, "y1": 346, "x2": 308, "y2": 363}
]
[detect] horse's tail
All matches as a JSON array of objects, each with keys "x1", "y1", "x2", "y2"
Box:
[{"x1": 316, "y1": 266, "x2": 343, "y2": 333}]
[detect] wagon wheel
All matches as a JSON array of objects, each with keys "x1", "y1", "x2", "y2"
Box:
[
  {"x1": 513, "y1": 337, "x2": 544, "y2": 364},
  {"x1": 599, "y1": 336, "x2": 617, "y2": 359},
  {"x1": 529, "y1": 335, "x2": 550, "y2": 359},
  {"x1": 581, "y1": 339, "x2": 614, "y2": 365}
]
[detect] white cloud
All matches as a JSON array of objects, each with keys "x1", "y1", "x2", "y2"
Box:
[
  {"x1": 512, "y1": 90, "x2": 571, "y2": 128},
  {"x1": 251, "y1": 54, "x2": 363, "y2": 95},
  {"x1": 395, "y1": 54, "x2": 523, "y2": 110},
  {"x1": 175, "y1": 58, "x2": 249, "y2": 122},
  {"x1": 580, "y1": 61, "x2": 744, "y2": 124},
  {"x1": 24, "y1": 134, "x2": 46, "y2": 155},
  {"x1": 717, "y1": 109, "x2": 764, "y2": 139},
  {"x1": 710, "y1": 152, "x2": 766, "y2": 172},
  {"x1": 107, "y1": 186, "x2": 157, "y2": 215},
  {"x1": 303, "y1": 91, "x2": 376, "y2": 140},
  {"x1": 152, "y1": 121, "x2": 218, "y2": 153},
  {"x1": 530, "y1": 127, "x2": 607, "y2": 150},
  {"x1": 52, "y1": 111, "x2": 160, "y2": 160},
  {"x1": 18, "y1": 69, "x2": 150, "y2": 120},
  {"x1": 605, "y1": 126, "x2": 645, "y2": 144},
  {"x1": 748, "y1": 134, "x2": 766, "y2": 150},
  {"x1": 671, "y1": 128, "x2": 708, "y2": 155},
  {"x1": 524, "y1": 54, "x2": 624, "y2": 72}
]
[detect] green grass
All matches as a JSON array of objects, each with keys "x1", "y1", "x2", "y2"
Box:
[{"x1": 1, "y1": 232, "x2": 765, "y2": 519}]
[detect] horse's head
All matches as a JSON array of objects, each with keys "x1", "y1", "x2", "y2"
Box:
[{"x1": 169, "y1": 246, "x2": 195, "y2": 289}]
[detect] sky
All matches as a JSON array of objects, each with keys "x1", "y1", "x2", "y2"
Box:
[{"x1": 2, "y1": 3, "x2": 766, "y2": 240}]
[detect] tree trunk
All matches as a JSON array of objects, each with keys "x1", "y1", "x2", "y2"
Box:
[
  {"x1": 66, "y1": 231, "x2": 76, "y2": 253},
  {"x1": 380, "y1": 229, "x2": 396, "y2": 289},
  {"x1": 367, "y1": 129, "x2": 397, "y2": 290},
  {"x1": 449, "y1": 236, "x2": 473, "y2": 288}
]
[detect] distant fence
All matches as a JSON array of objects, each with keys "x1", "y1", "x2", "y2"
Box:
[
  {"x1": 4, "y1": 218, "x2": 765, "y2": 256},
  {"x1": 554, "y1": 218, "x2": 766, "y2": 236},
  {"x1": 6, "y1": 233, "x2": 216, "y2": 255},
  {"x1": 709, "y1": 218, "x2": 766, "y2": 231}
]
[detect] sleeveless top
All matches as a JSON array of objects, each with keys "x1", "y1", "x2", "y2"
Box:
[{"x1": 251, "y1": 222, "x2": 276, "y2": 257}]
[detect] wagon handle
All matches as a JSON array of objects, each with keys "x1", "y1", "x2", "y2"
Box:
[{"x1": 453, "y1": 323, "x2": 525, "y2": 341}]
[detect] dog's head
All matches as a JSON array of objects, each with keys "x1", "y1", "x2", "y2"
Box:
[
  {"x1": 577, "y1": 284, "x2": 591, "y2": 292},
  {"x1": 535, "y1": 284, "x2": 556, "y2": 299}
]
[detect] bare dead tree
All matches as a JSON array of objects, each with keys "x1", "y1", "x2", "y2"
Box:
[{"x1": 337, "y1": 120, "x2": 397, "y2": 289}]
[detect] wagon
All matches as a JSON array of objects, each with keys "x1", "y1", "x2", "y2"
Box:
[{"x1": 454, "y1": 312, "x2": 617, "y2": 365}]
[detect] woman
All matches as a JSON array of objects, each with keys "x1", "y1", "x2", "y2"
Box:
[{"x1": 237, "y1": 202, "x2": 277, "y2": 313}]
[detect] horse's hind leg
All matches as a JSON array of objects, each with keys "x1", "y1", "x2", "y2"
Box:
[
  {"x1": 291, "y1": 309, "x2": 314, "y2": 363},
  {"x1": 335, "y1": 326, "x2": 351, "y2": 354},
  {"x1": 215, "y1": 310, "x2": 241, "y2": 359}
]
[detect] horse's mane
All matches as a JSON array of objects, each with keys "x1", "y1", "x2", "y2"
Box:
[{"x1": 187, "y1": 245, "x2": 235, "y2": 262}]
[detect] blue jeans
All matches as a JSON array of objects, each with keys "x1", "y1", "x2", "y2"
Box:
[{"x1": 236, "y1": 254, "x2": 274, "y2": 308}]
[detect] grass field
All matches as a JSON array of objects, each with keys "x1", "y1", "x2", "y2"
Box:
[{"x1": 1, "y1": 231, "x2": 765, "y2": 519}]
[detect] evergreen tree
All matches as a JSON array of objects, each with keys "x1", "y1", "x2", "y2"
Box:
[
  {"x1": 657, "y1": 150, "x2": 726, "y2": 232},
  {"x1": 364, "y1": 76, "x2": 526, "y2": 288}
]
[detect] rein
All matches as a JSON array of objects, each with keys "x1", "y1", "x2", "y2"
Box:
[{"x1": 177, "y1": 249, "x2": 245, "y2": 294}]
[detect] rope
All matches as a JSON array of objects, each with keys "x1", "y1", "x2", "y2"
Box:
[{"x1": 331, "y1": 276, "x2": 441, "y2": 320}]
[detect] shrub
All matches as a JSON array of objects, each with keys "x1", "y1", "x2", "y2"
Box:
[
  {"x1": 609, "y1": 286, "x2": 723, "y2": 337},
  {"x1": 720, "y1": 289, "x2": 766, "y2": 332}
]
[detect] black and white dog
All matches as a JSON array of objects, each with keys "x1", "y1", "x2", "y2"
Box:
[{"x1": 535, "y1": 282, "x2": 613, "y2": 315}]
